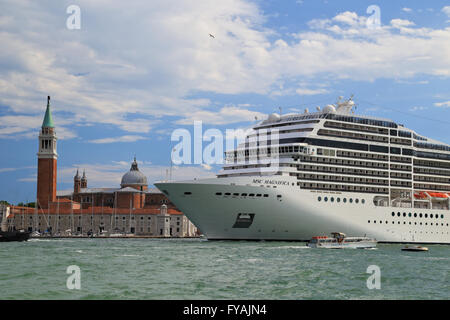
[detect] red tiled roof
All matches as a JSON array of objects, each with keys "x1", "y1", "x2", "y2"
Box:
[{"x1": 8, "y1": 206, "x2": 183, "y2": 216}]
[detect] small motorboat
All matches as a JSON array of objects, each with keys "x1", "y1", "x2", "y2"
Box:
[
  {"x1": 307, "y1": 232, "x2": 377, "y2": 249},
  {"x1": 401, "y1": 245, "x2": 429, "y2": 252}
]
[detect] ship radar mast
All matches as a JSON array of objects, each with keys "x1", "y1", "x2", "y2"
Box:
[{"x1": 335, "y1": 95, "x2": 355, "y2": 115}]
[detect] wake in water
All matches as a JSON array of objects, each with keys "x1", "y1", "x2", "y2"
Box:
[{"x1": 271, "y1": 246, "x2": 310, "y2": 249}]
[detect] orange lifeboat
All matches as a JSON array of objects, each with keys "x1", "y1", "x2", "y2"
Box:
[
  {"x1": 426, "y1": 192, "x2": 449, "y2": 200},
  {"x1": 414, "y1": 192, "x2": 428, "y2": 200}
]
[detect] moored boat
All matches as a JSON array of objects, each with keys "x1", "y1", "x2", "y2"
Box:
[
  {"x1": 0, "y1": 230, "x2": 31, "y2": 242},
  {"x1": 1, "y1": 205, "x2": 31, "y2": 242}
]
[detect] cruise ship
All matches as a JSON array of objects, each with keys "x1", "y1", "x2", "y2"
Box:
[{"x1": 156, "y1": 97, "x2": 450, "y2": 244}]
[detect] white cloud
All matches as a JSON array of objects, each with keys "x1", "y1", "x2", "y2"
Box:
[
  {"x1": 333, "y1": 11, "x2": 360, "y2": 26},
  {"x1": 295, "y1": 88, "x2": 329, "y2": 95},
  {"x1": 390, "y1": 19, "x2": 415, "y2": 29},
  {"x1": 409, "y1": 106, "x2": 428, "y2": 112},
  {"x1": 434, "y1": 101, "x2": 450, "y2": 108},
  {"x1": 442, "y1": 6, "x2": 450, "y2": 17},
  {"x1": 56, "y1": 162, "x2": 215, "y2": 187},
  {"x1": 88, "y1": 135, "x2": 148, "y2": 144},
  {"x1": 402, "y1": 8, "x2": 413, "y2": 13},
  {"x1": 176, "y1": 106, "x2": 265, "y2": 125},
  {"x1": 2, "y1": 3, "x2": 450, "y2": 140}
]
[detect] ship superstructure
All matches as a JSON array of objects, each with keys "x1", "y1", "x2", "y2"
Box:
[{"x1": 156, "y1": 97, "x2": 450, "y2": 243}]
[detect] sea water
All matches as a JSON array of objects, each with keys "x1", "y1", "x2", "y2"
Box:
[{"x1": 0, "y1": 238, "x2": 448, "y2": 299}]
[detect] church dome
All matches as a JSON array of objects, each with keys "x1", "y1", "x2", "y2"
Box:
[{"x1": 120, "y1": 157, "x2": 148, "y2": 187}]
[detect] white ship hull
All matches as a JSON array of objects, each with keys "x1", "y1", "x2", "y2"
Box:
[{"x1": 155, "y1": 176, "x2": 450, "y2": 244}]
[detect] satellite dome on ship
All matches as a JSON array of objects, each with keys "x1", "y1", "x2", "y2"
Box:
[{"x1": 121, "y1": 157, "x2": 148, "y2": 188}]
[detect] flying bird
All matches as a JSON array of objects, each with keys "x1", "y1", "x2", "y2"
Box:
[{"x1": 209, "y1": 33, "x2": 215, "y2": 38}]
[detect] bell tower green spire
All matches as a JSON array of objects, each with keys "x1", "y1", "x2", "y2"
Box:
[{"x1": 42, "y1": 96, "x2": 55, "y2": 128}]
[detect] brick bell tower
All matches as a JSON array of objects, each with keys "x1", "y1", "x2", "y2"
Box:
[{"x1": 37, "y1": 96, "x2": 58, "y2": 209}]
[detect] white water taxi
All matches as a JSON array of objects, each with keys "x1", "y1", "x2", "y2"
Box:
[
  {"x1": 401, "y1": 245, "x2": 428, "y2": 252},
  {"x1": 307, "y1": 232, "x2": 377, "y2": 249}
]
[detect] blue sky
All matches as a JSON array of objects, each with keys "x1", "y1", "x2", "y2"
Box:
[{"x1": 1, "y1": 0, "x2": 450, "y2": 204}]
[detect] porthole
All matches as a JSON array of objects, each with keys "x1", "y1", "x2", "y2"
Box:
[
  {"x1": 362, "y1": 199, "x2": 365, "y2": 204},
  {"x1": 349, "y1": 198, "x2": 353, "y2": 203},
  {"x1": 324, "y1": 197, "x2": 328, "y2": 202},
  {"x1": 330, "y1": 197, "x2": 335, "y2": 202},
  {"x1": 419, "y1": 213, "x2": 423, "y2": 218},
  {"x1": 355, "y1": 199, "x2": 359, "y2": 204},
  {"x1": 343, "y1": 198, "x2": 347, "y2": 203},
  {"x1": 408, "y1": 213, "x2": 412, "y2": 217},
  {"x1": 397, "y1": 212, "x2": 401, "y2": 217},
  {"x1": 414, "y1": 213, "x2": 417, "y2": 218},
  {"x1": 441, "y1": 215, "x2": 444, "y2": 219},
  {"x1": 391, "y1": 212, "x2": 395, "y2": 217},
  {"x1": 403, "y1": 213, "x2": 406, "y2": 217},
  {"x1": 430, "y1": 214, "x2": 433, "y2": 218},
  {"x1": 318, "y1": 196, "x2": 322, "y2": 202},
  {"x1": 425, "y1": 214, "x2": 428, "y2": 218},
  {"x1": 337, "y1": 198, "x2": 341, "y2": 203}
]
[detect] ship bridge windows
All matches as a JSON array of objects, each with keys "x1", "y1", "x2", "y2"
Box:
[
  {"x1": 318, "y1": 129, "x2": 389, "y2": 143},
  {"x1": 324, "y1": 121, "x2": 389, "y2": 134},
  {"x1": 303, "y1": 138, "x2": 369, "y2": 152},
  {"x1": 413, "y1": 133, "x2": 427, "y2": 141},
  {"x1": 325, "y1": 114, "x2": 397, "y2": 128},
  {"x1": 399, "y1": 131, "x2": 412, "y2": 138}
]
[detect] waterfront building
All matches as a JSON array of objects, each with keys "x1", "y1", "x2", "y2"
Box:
[{"x1": 4, "y1": 96, "x2": 198, "y2": 237}]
